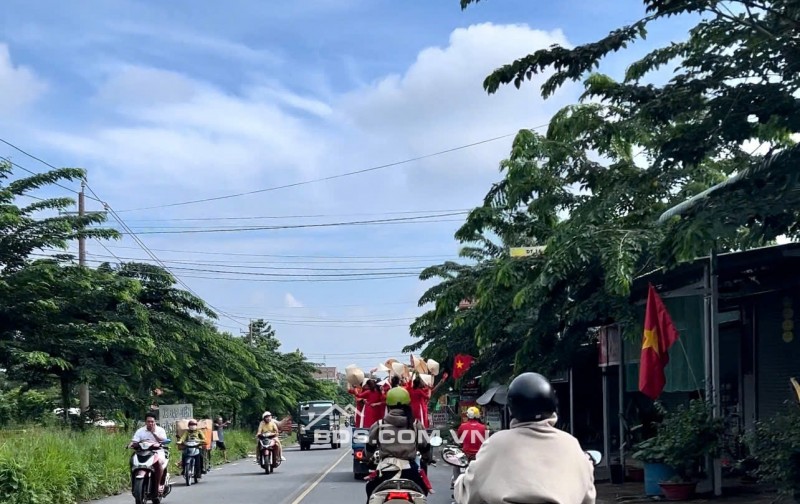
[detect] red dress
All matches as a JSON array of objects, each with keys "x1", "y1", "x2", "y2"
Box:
[
  {"x1": 348, "y1": 387, "x2": 367, "y2": 428},
  {"x1": 406, "y1": 384, "x2": 431, "y2": 428},
  {"x1": 358, "y1": 389, "x2": 385, "y2": 428}
]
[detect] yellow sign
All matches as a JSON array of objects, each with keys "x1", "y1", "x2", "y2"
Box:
[{"x1": 509, "y1": 246, "x2": 545, "y2": 257}]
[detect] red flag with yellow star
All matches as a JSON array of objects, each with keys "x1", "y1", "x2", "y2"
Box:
[
  {"x1": 639, "y1": 283, "x2": 680, "y2": 399},
  {"x1": 452, "y1": 353, "x2": 474, "y2": 380}
]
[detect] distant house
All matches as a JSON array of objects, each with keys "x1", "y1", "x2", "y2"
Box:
[{"x1": 312, "y1": 365, "x2": 338, "y2": 382}]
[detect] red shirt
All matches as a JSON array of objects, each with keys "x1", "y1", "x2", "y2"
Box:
[
  {"x1": 457, "y1": 420, "x2": 487, "y2": 457},
  {"x1": 358, "y1": 389, "x2": 385, "y2": 428},
  {"x1": 405, "y1": 384, "x2": 431, "y2": 428},
  {"x1": 348, "y1": 387, "x2": 367, "y2": 428}
]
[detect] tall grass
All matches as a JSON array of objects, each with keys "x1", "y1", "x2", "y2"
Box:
[{"x1": 0, "y1": 427, "x2": 284, "y2": 504}]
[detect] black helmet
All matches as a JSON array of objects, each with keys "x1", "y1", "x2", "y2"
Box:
[{"x1": 507, "y1": 372, "x2": 557, "y2": 422}]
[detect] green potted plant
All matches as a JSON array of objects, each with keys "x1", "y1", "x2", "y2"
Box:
[
  {"x1": 749, "y1": 405, "x2": 800, "y2": 500},
  {"x1": 632, "y1": 399, "x2": 724, "y2": 501}
]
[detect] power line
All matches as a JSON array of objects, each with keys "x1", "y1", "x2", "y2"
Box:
[
  {"x1": 122, "y1": 208, "x2": 472, "y2": 223},
  {"x1": 33, "y1": 253, "x2": 425, "y2": 276},
  {"x1": 42, "y1": 247, "x2": 448, "y2": 265},
  {"x1": 90, "y1": 244, "x2": 458, "y2": 261},
  {"x1": 79, "y1": 184, "x2": 245, "y2": 328},
  {"x1": 1, "y1": 155, "x2": 103, "y2": 202},
  {"x1": 98, "y1": 214, "x2": 465, "y2": 235},
  {"x1": 113, "y1": 130, "x2": 538, "y2": 212},
  {"x1": 32, "y1": 254, "x2": 421, "y2": 282},
  {"x1": 69, "y1": 251, "x2": 438, "y2": 271}
]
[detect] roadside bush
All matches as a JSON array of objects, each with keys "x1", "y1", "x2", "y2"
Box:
[
  {"x1": 0, "y1": 427, "x2": 263, "y2": 504},
  {"x1": 750, "y1": 405, "x2": 800, "y2": 497}
]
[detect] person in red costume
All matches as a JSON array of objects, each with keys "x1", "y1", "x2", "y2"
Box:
[
  {"x1": 347, "y1": 382, "x2": 367, "y2": 428},
  {"x1": 406, "y1": 376, "x2": 432, "y2": 428},
  {"x1": 357, "y1": 379, "x2": 385, "y2": 428}
]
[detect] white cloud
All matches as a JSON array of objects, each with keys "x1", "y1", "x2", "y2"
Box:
[
  {"x1": 95, "y1": 65, "x2": 200, "y2": 109},
  {"x1": 19, "y1": 22, "x2": 578, "y2": 367},
  {"x1": 284, "y1": 293, "x2": 304, "y2": 308},
  {"x1": 0, "y1": 44, "x2": 47, "y2": 115}
]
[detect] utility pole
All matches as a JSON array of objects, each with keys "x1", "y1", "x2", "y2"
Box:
[
  {"x1": 240, "y1": 319, "x2": 253, "y2": 346},
  {"x1": 78, "y1": 180, "x2": 89, "y2": 414},
  {"x1": 61, "y1": 178, "x2": 106, "y2": 415}
]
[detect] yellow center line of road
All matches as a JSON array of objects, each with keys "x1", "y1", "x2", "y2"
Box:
[{"x1": 289, "y1": 449, "x2": 351, "y2": 504}]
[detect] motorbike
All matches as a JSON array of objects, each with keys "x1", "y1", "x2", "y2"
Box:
[
  {"x1": 257, "y1": 433, "x2": 279, "y2": 474},
  {"x1": 352, "y1": 427, "x2": 374, "y2": 479},
  {"x1": 130, "y1": 439, "x2": 172, "y2": 504},
  {"x1": 365, "y1": 435, "x2": 442, "y2": 504},
  {"x1": 181, "y1": 438, "x2": 203, "y2": 486},
  {"x1": 440, "y1": 443, "x2": 470, "y2": 494}
]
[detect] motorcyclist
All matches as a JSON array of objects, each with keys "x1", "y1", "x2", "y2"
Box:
[
  {"x1": 178, "y1": 418, "x2": 206, "y2": 478},
  {"x1": 129, "y1": 412, "x2": 169, "y2": 497},
  {"x1": 454, "y1": 372, "x2": 597, "y2": 504},
  {"x1": 451, "y1": 406, "x2": 488, "y2": 489},
  {"x1": 365, "y1": 387, "x2": 431, "y2": 501},
  {"x1": 255, "y1": 411, "x2": 283, "y2": 466}
]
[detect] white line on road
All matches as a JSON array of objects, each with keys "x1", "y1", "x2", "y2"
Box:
[{"x1": 288, "y1": 450, "x2": 350, "y2": 504}]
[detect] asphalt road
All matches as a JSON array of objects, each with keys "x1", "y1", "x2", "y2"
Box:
[{"x1": 90, "y1": 443, "x2": 458, "y2": 504}]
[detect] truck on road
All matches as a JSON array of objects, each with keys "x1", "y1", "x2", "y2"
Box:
[{"x1": 297, "y1": 400, "x2": 342, "y2": 451}]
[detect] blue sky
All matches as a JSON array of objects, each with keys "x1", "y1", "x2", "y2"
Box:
[{"x1": 0, "y1": 0, "x2": 696, "y2": 373}]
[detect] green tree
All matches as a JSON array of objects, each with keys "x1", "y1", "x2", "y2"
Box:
[
  {"x1": 0, "y1": 160, "x2": 117, "y2": 271},
  {"x1": 411, "y1": 0, "x2": 800, "y2": 379},
  {"x1": 0, "y1": 260, "x2": 145, "y2": 421}
]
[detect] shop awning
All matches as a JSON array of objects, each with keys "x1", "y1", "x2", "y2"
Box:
[{"x1": 476, "y1": 384, "x2": 508, "y2": 406}]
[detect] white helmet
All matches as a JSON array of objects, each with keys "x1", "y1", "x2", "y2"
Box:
[
  {"x1": 188, "y1": 418, "x2": 198, "y2": 430},
  {"x1": 262, "y1": 411, "x2": 272, "y2": 419}
]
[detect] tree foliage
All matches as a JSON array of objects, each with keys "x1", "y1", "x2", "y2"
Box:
[
  {"x1": 408, "y1": 0, "x2": 800, "y2": 382},
  {"x1": 0, "y1": 163, "x2": 346, "y2": 427}
]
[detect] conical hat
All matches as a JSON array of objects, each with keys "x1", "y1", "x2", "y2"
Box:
[
  {"x1": 419, "y1": 374, "x2": 434, "y2": 387},
  {"x1": 412, "y1": 355, "x2": 429, "y2": 374},
  {"x1": 375, "y1": 362, "x2": 390, "y2": 374},
  {"x1": 345, "y1": 365, "x2": 365, "y2": 387},
  {"x1": 426, "y1": 359, "x2": 440, "y2": 376},
  {"x1": 391, "y1": 361, "x2": 407, "y2": 377}
]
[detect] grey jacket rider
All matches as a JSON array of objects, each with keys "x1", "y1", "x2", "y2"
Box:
[
  {"x1": 365, "y1": 409, "x2": 430, "y2": 466},
  {"x1": 454, "y1": 415, "x2": 596, "y2": 504}
]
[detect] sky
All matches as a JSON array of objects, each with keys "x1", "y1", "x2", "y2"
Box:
[{"x1": 0, "y1": 0, "x2": 698, "y2": 373}]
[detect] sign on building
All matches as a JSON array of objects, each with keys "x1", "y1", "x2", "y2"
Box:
[
  {"x1": 598, "y1": 324, "x2": 621, "y2": 367},
  {"x1": 158, "y1": 403, "x2": 193, "y2": 433},
  {"x1": 430, "y1": 412, "x2": 448, "y2": 428}
]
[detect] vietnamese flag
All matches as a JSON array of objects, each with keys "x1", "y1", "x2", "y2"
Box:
[
  {"x1": 639, "y1": 283, "x2": 680, "y2": 399},
  {"x1": 452, "y1": 354, "x2": 475, "y2": 380}
]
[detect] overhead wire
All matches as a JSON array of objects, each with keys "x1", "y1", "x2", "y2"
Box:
[
  {"x1": 121, "y1": 208, "x2": 473, "y2": 223},
  {"x1": 88, "y1": 244, "x2": 457, "y2": 261},
  {"x1": 47, "y1": 250, "x2": 438, "y2": 271},
  {"x1": 99, "y1": 213, "x2": 466, "y2": 235},
  {"x1": 112, "y1": 129, "x2": 541, "y2": 212},
  {"x1": 1, "y1": 146, "x2": 247, "y2": 328}
]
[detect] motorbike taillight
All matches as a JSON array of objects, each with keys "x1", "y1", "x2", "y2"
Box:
[
  {"x1": 385, "y1": 491, "x2": 411, "y2": 501},
  {"x1": 355, "y1": 450, "x2": 364, "y2": 459}
]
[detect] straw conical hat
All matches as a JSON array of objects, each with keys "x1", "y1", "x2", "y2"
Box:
[
  {"x1": 391, "y1": 361, "x2": 407, "y2": 377},
  {"x1": 345, "y1": 365, "x2": 365, "y2": 387},
  {"x1": 375, "y1": 362, "x2": 390, "y2": 374},
  {"x1": 426, "y1": 359, "x2": 440, "y2": 376},
  {"x1": 418, "y1": 374, "x2": 434, "y2": 387},
  {"x1": 412, "y1": 355, "x2": 429, "y2": 374}
]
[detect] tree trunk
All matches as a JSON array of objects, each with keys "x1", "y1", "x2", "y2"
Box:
[{"x1": 60, "y1": 376, "x2": 70, "y2": 424}]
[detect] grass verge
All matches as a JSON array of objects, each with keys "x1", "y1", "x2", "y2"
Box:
[{"x1": 0, "y1": 427, "x2": 289, "y2": 504}]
